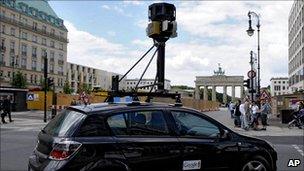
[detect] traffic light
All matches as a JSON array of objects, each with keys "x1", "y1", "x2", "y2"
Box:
[
  {"x1": 244, "y1": 79, "x2": 250, "y2": 88},
  {"x1": 47, "y1": 77, "x2": 54, "y2": 87}
]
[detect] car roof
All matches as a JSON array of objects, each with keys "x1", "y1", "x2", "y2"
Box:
[{"x1": 67, "y1": 102, "x2": 198, "y2": 115}]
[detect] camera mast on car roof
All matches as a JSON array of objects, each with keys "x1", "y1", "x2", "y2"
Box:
[{"x1": 107, "y1": 3, "x2": 180, "y2": 104}]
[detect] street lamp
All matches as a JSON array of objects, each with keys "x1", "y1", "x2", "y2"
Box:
[{"x1": 247, "y1": 11, "x2": 261, "y2": 105}]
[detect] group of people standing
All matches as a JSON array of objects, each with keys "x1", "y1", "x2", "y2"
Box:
[
  {"x1": 228, "y1": 98, "x2": 271, "y2": 131},
  {"x1": 0, "y1": 96, "x2": 13, "y2": 124}
]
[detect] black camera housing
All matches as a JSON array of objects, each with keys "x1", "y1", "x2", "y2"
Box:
[{"x1": 148, "y1": 3, "x2": 176, "y2": 22}]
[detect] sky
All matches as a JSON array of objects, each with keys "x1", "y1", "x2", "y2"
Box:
[{"x1": 49, "y1": 0, "x2": 293, "y2": 88}]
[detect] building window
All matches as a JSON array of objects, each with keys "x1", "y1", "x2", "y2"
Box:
[
  {"x1": 50, "y1": 51, "x2": 54, "y2": 60},
  {"x1": 51, "y1": 29, "x2": 55, "y2": 35},
  {"x1": 50, "y1": 41, "x2": 54, "y2": 48},
  {"x1": 59, "y1": 43, "x2": 63, "y2": 50},
  {"x1": 21, "y1": 32, "x2": 27, "y2": 40},
  {"x1": 31, "y1": 60, "x2": 37, "y2": 70},
  {"x1": 42, "y1": 25, "x2": 46, "y2": 33},
  {"x1": 41, "y1": 49, "x2": 46, "y2": 58},
  {"x1": 21, "y1": 17, "x2": 27, "y2": 25},
  {"x1": 10, "y1": 41, "x2": 14, "y2": 53},
  {"x1": 33, "y1": 22, "x2": 37, "y2": 30},
  {"x1": 42, "y1": 38, "x2": 46, "y2": 45},
  {"x1": 21, "y1": 58, "x2": 26, "y2": 68},
  {"x1": 21, "y1": 44, "x2": 27, "y2": 56},
  {"x1": 10, "y1": 27, "x2": 15, "y2": 36},
  {"x1": 32, "y1": 46, "x2": 37, "y2": 58},
  {"x1": 10, "y1": 13, "x2": 15, "y2": 20},
  {"x1": 30, "y1": 75, "x2": 33, "y2": 83},
  {"x1": 32, "y1": 35, "x2": 37, "y2": 43},
  {"x1": 59, "y1": 32, "x2": 64, "y2": 38},
  {"x1": 1, "y1": 25, "x2": 5, "y2": 34}
]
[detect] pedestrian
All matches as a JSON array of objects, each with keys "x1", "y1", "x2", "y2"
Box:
[
  {"x1": 240, "y1": 98, "x2": 249, "y2": 130},
  {"x1": 3, "y1": 96, "x2": 13, "y2": 122},
  {"x1": 260, "y1": 100, "x2": 268, "y2": 130},
  {"x1": 0, "y1": 96, "x2": 6, "y2": 124},
  {"x1": 265, "y1": 99, "x2": 272, "y2": 126},
  {"x1": 250, "y1": 101, "x2": 259, "y2": 130},
  {"x1": 229, "y1": 101, "x2": 235, "y2": 118},
  {"x1": 234, "y1": 100, "x2": 242, "y2": 127}
]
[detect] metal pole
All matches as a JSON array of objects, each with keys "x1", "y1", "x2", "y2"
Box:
[
  {"x1": 250, "y1": 51, "x2": 254, "y2": 102},
  {"x1": 44, "y1": 54, "x2": 47, "y2": 122},
  {"x1": 157, "y1": 42, "x2": 165, "y2": 91},
  {"x1": 257, "y1": 25, "x2": 260, "y2": 107}
]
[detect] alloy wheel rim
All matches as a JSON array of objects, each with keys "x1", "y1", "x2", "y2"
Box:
[{"x1": 242, "y1": 160, "x2": 267, "y2": 171}]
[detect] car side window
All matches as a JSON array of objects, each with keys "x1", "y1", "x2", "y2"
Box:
[
  {"x1": 171, "y1": 111, "x2": 220, "y2": 138},
  {"x1": 107, "y1": 110, "x2": 170, "y2": 136},
  {"x1": 77, "y1": 115, "x2": 110, "y2": 137}
]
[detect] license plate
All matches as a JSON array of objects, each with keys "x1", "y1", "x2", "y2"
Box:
[{"x1": 183, "y1": 160, "x2": 201, "y2": 170}]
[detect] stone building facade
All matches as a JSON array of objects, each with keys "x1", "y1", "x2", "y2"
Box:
[{"x1": 0, "y1": 0, "x2": 68, "y2": 91}]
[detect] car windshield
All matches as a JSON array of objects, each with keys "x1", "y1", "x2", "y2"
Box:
[{"x1": 43, "y1": 110, "x2": 86, "y2": 137}]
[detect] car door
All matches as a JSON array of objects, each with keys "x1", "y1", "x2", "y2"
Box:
[
  {"x1": 107, "y1": 109, "x2": 181, "y2": 171},
  {"x1": 170, "y1": 110, "x2": 239, "y2": 170}
]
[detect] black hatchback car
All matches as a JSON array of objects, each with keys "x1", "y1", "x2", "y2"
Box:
[{"x1": 28, "y1": 102, "x2": 277, "y2": 171}]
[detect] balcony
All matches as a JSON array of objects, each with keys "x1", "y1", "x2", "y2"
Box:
[
  {"x1": 32, "y1": 67, "x2": 37, "y2": 71},
  {"x1": 0, "y1": 15, "x2": 69, "y2": 43},
  {"x1": 58, "y1": 71, "x2": 64, "y2": 76},
  {"x1": 21, "y1": 65, "x2": 26, "y2": 69}
]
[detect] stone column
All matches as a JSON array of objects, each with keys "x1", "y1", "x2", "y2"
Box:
[
  {"x1": 240, "y1": 85, "x2": 244, "y2": 99},
  {"x1": 195, "y1": 85, "x2": 200, "y2": 99},
  {"x1": 203, "y1": 85, "x2": 208, "y2": 101},
  {"x1": 212, "y1": 85, "x2": 216, "y2": 101},
  {"x1": 223, "y1": 85, "x2": 227, "y2": 104},
  {"x1": 232, "y1": 85, "x2": 235, "y2": 102}
]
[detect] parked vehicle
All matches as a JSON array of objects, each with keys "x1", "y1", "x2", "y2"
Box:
[{"x1": 28, "y1": 102, "x2": 277, "y2": 171}]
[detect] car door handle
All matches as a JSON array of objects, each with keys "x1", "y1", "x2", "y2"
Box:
[
  {"x1": 126, "y1": 147, "x2": 144, "y2": 151},
  {"x1": 169, "y1": 150, "x2": 181, "y2": 154}
]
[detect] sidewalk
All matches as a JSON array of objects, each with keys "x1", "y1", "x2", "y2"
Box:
[{"x1": 204, "y1": 108, "x2": 304, "y2": 137}]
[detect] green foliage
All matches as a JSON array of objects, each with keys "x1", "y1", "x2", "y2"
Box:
[
  {"x1": 11, "y1": 71, "x2": 27, "y2": 88},
  {"x1": 63, "y1": 81, "x2": 73, "y2": 94},
  {"x1": 77, "y1": 83, "x2": 92, "y2": 94}
]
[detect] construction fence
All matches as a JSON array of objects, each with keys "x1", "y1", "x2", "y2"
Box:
[{"x1": 26, "y1": 91, "x2": 219, "y2": 112}]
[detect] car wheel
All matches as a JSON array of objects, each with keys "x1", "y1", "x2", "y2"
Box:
[{"x1": 241, "y1": 156, "x2": 271, "y2": 171}]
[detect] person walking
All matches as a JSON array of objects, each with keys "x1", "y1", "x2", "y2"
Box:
[
  {"x1": 260, "y1": 100, "x2": 268, "y2": 130},
  {"x1": 234, "y1": 100, "x2": 242, "y2": 127},
  {"x1": 3, "y1": 96, "x2": 13, "y2": 122},
  {"x1": 240, "y1": 99, "x2": 249, "y2": 130},
  {"x1": 250, "y1": 101, "x2": 259, "y2": 130},
  {"x1": 229, "y1": 102, "x2": 235, "y2": 118},
  {"x1": 0, "y1": 96, "x2": 6, "y2": 124}
]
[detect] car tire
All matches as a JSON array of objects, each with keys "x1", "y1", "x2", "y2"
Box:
[{"x1": 241, "y1": 156, "x2": 271, "y2": 171}]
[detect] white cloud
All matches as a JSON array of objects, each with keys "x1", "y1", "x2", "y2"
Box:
[
  {"x1": 123, "y1": 0, "x2": 144, "y2": 6},
  {"x1": 66, "y1": 1, "x2": 293, "y2": 87},
  {"x1": 101, "y1": 5, "x2": 110, "y2": 10}
]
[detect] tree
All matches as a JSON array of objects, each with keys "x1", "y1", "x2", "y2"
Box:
[
  {"x1": 11, "y1": 71, "x2": 27, "y2": 88},
  {"x1": 63, "y1": 81, "x2": 73, "y2": 94},
  {"x1": 77, "y1": 82, "x2": 91, "y2": 94}
]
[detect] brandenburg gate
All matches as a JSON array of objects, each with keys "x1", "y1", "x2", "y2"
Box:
[{"x1": 195, "y1": 64, "x2": 244, "y2": 103}]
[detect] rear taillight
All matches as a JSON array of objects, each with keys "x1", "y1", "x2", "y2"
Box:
[{"x1": 49, "y1": 140, "x2": 82, "y2": 160}]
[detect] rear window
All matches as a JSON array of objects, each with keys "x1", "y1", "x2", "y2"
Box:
[{"x1": 43, "y1": 110, "x2": 86, "y2": 137}]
